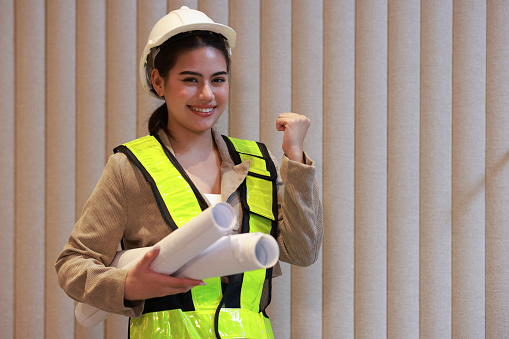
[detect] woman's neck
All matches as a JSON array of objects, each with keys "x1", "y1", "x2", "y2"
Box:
[
  {"x1": 166, "y1": 128, "x2": 222, "y2": 194},
  {"x1": 166, "y1": 128, "x2": 214, "y2": 157}
]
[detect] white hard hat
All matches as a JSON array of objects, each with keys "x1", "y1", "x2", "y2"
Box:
[{"x1": 140, "y1": 6, "x2": 236, "y2": 99}]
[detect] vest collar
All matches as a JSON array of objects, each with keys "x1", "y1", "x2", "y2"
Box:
[{"x1": 155, "y1": 128, "x2": 251, "y2": 203}]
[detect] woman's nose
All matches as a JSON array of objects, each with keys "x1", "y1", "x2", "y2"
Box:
[{"x1": 199, "y1": 83, "x2": 214, "y2": 100}]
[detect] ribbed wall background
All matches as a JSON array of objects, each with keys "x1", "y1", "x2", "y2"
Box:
[
  {"x1": 420, "y1": 1, "x2": 453, "y2": 338},
  {"x1": 1, "y1": 1, "x2": 508, "y2": 338}
]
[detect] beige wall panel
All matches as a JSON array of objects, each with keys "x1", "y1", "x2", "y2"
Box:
[
  {"x1": 291, "y1": 2, "x2": 323, "y2": 338},
  {"x1": 105, "y1": 314, "x2": 129, "y2": 339},
  {"x1": 486, "y1": 1, "x2": 509, "y2": 337},
  {"x1": 168, "y1": 0, "x2": 197, "y2": 11},
  {"x1": 259, "y1": 0, "x2": 291, "y2": 159},
  {"x1": 199, "y1": 0, "x2": 229, "y2": 135},
  {"x1": 354, "y1": 1, "x2": 388, "y2": 337},
  {"x1": 228, "y1": 1, "x2": 260, "y2": 140},
  {"x1": 292, "y1": 1, "x2": 323, "y2": 185},
  {"x1": 199, "y1": 0, "x2": 228, "y2": 25},
  {"x1": 322, "y1": 0, "x2": 355, "y2": 338},
  {"x1": 419, "y1": 1, "x2": 453, "y2": 337},
  {"x1": 452, "y1": 1, "x2": 486, "y2": 337},
  {"x1": 76, "y1": 1, "x2": 107, "y2": 337},
  {"x1": 105, "y1": 3, "x2": 137, "y2": 337},
  {"x1": 137, "y1": 0, "x2": 167, "y2": 138},
  {"x1": 0, "y1": 1, "x2": 14, "y2": 338},
  {"x1": 105, "y1": 0, "x2": 137, "y2": 164},
  {"x1": 387, "y1": 1, "x2": 420, "y2": 338},
  {"x1": 14, "y1": 0, "x2": 45, "y2": 337},
  {"x1": 269, "y1": 262, "x2": 292, "y2": 338},
  {"x1": 259, "y1": 1, "x2": 292, "y2": 337},
  {"x1": 76, "y1": 0, "x2": 107, "y2": 211},
  {"x1": 45, "y1": 1, "x2": 76, "y2": 338}
]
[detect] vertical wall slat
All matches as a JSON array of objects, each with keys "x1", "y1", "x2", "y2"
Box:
[
  {"x1": 105, "y1": 0, "x2": 137, "y2": 160},
  {"x1": 259, "y1": 0, "x2": 291, "y2": 159},
  {"x1": 452, "y1": 0, "x2": 487, "y2": 337},
  {"x1": 486, "y1": 1, "x2": 509, "y2": 337},
  {"x1": 259, "y1": 1, "x2": 292, "y2": 337},
  {"x1": 45, "y1": 1, "x2": 76, "y2": 338},
  {"x1": 419, "y1": 1, "x2": 453, "y2": 337},
  {"x1": 198, "y1": 0, "x2": 229, "y2": 27},
  {"x1": 228, "y1": 0, "x2": 261, "y2": 140},
  {"x1": 76, "y1": 1, "x2": 106, "y2": 337},
  {"x1": 268, "y1": 264, "x2": 292, "y2": 339},
  {"x1": 104, "y1": 1, "x2": 137, "y2": 337},
  {"x1": 168, "y1": 0, "x2": 197, "y2": 11},
  {"x1": 14, "y1": 1, "x2": 46, "y2": 338},
  {"x1": 387, "y1": 1, "x2": 421, "y2": 338},
  {"x1": 199, "y1": 0, "x2": 229, "y2": 135},
  {"x1": 354, "y1": 1, "x2": 388, "y2": 338},
  {"x1": 323, "y1": 0, "x2": 355, "y2": 338},
  {"x1": 136, "y1": 0, "x2": 167, "y2": 138},
  {"x1": 291, "y1": 2, "x2": 323, "y2": 338},
  {"x1": 0, "y1": 1, "x2": 15, "y2": 338}
]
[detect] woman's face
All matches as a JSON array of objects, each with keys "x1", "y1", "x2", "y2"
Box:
[{"x1": 153, "y1": 46, "x2": 229, "y2": 136}]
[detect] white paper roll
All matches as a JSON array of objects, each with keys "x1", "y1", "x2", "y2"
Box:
[
  {"x1": 75, "y1": 231, "x2": 280, "y2": 327},
  {"x1": 173, "y1": 232, "x2": 279, "y2": 279},
  {"x1": 75, "y1": 302, "x2": 112, "y2": 329},
  {"x1": 150, "y1": 201, "x2": 238, "y2": 275},
  {"x1": 75, "y1": 202, "x2": 236, "y2": 327},
  {"x1": 110, "y1": 201, "x2": 237, "y2": 273}
]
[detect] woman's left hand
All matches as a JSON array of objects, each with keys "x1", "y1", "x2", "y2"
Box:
[{"x1": 276, "y1": 113, "x2": 310, "y2": 163}]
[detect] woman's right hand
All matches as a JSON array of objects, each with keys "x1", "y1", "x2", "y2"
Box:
[{"x1": 124, "y1": 246, "x2": 206, "y2": 301}]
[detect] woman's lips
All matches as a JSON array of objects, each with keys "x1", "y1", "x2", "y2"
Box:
[{"x1": 188, "y1": 105, "x2": 216, "y2": 116}]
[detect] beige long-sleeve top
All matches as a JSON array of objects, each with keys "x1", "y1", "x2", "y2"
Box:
[{"x1": 55, "y1": 128, "x2": 323, "y2": 318}]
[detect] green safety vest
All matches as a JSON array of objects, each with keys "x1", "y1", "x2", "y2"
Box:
[{"x1": 114, "y1": 134, "x2": 278, "y2": 339}]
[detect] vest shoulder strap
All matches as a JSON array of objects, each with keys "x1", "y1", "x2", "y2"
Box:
[
  {"x1": 220, "y1": 135, "x2": 278, "y2": 316},
  {"x1": 221, "y1": 135, "x2": 278, "y2": 224},
  {"x1": 222, "y1": 136, "x2": 277, "y2": 180},
  {"x1": 114, "y1": 135, "x2": 208, "y2": 231}
]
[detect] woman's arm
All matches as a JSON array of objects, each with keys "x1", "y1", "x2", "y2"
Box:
[
  {"x1": 273, "y1": 113, "x2": 324, "y2": 266},
  {"x1": 55, "y1": 154, "x2": 141, "y2": 316},
  {"x1": 56, "y1": 153, "x2": 207, "y2": 318},
  {"x1": 273, "y1": 151, "x2": 324, "y2": 267}
]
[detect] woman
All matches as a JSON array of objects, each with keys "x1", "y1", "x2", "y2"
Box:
[{"x1": 56, "y1": 6, "x2": 322, "y2": 339}]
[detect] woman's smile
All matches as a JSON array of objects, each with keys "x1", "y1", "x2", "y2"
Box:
[{"x1": 188, "y1": 105, "x2": 216, "y2": 116}]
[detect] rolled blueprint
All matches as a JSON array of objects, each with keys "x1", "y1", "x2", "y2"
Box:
[
  {"x1": 110, "y1": 201, "x2": 237, "y2": 273},
  {"x1": 76, "y1": 233, "x2": 279, "y2": 327},
  {"x1": 75, "y1": 202, "x2": 237, "y2": 327},
  {"x1": 173, "y1": 232, "x2": 279, "y2": 279},
  {"x1": 75, "y1": 203, "x2": 280, "y2": 328}
]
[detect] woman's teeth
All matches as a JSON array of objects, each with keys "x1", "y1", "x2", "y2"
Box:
[{"x1": 191, "y1": 107, "x2": 214, "y2": 113}]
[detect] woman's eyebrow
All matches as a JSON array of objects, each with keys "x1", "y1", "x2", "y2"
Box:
[
  {"x1": 179, "y1": 71, "x2": 202, "y2": 76},
  {"x1": 212, "y1": 71, "x2": 228, "y2": 77},
  {"x1": 179, "y1": 71, "x2": 227, "y2": 77}
]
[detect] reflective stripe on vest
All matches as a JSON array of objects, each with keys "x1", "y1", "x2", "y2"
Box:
[
  {"x1": 223, "y1": 136, "x2": 277, "y2": 316},
  {"x1": 129, "y1": 309, "x2": 274, "y2": 339},
  {"x1": 114, "y1": 135, "x2": 276, "y2": 339}
]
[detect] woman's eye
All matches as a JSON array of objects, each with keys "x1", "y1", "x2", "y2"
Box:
[{"x1": 212, "y1": 77, "x2": 227, "y2": 84}]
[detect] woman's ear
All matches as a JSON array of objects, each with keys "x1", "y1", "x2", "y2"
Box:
[{"x1": 151, "y1": 69, "x2": 165, "y2": 97}]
